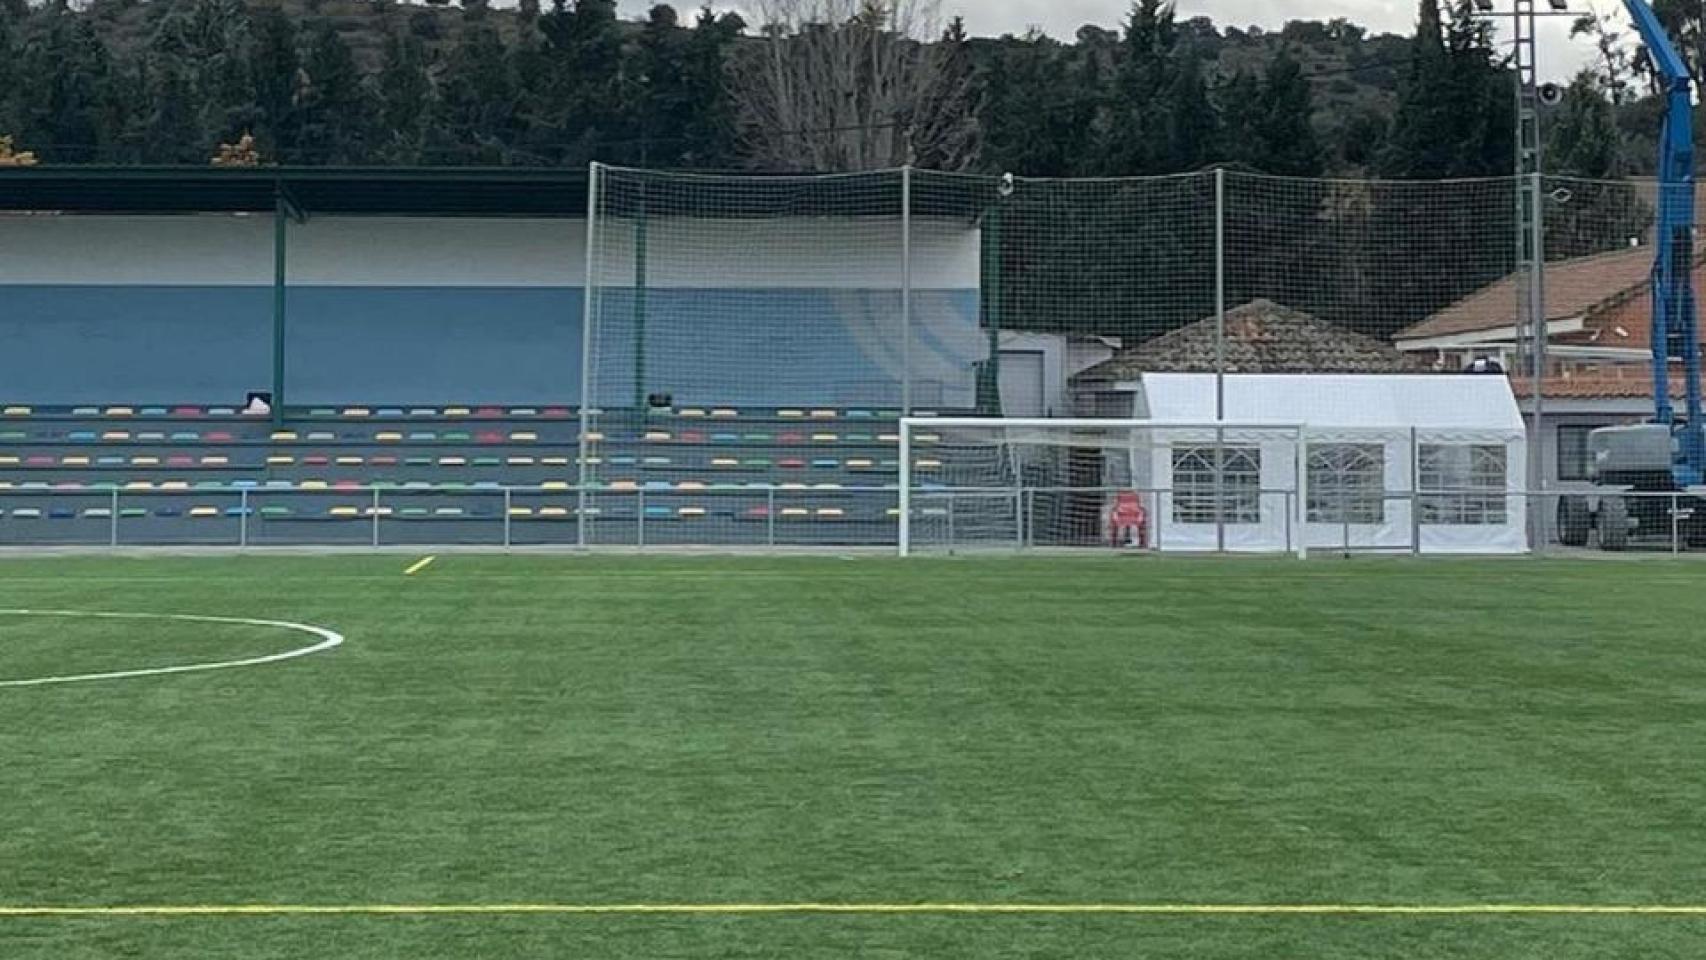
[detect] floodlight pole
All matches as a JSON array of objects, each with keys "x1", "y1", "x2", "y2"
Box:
[{"x1": 1472, "y1": 0, "x2": 1576, "y2": 545}]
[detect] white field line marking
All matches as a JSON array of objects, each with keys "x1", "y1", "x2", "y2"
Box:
[
  {"x1": 403, "y1": 556, "x2": 437, "y2": 576},
  {"x1": 0, "y1": 610, "x2": 344, "y2": 688}
]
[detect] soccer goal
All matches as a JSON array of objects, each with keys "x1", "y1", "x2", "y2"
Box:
[{"x1": 898, "y1": 418, "x2": 1310, "y2": 557}]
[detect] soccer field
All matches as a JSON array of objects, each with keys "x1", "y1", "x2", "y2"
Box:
[{"x1": 2, "y1": 554, "x2": 1705, "y2": 958}]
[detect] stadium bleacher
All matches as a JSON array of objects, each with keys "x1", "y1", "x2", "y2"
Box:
[{"x1": 0, "y1": 403, "x2": 947, "y2": 546}]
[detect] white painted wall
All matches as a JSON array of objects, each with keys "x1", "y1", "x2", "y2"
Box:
[{"x1": 0, "y1": 214, "x2": 980, "y2": 290}]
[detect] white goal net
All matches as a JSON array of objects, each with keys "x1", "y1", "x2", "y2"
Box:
[{"x1": 899, "y1": 418, "x2": 1309, "y2": 556}]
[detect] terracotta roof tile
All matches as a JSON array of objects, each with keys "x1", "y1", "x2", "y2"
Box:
[
  {"x1": 1079, "y1": 299, "x2": 1418, "y2": 380},
  {"x1": 1398, "y1": 247, "x2": 1706, "y2": 345},
  {"x1": 1510, "y1": 369, "x2": 1685, "y2": 400}
]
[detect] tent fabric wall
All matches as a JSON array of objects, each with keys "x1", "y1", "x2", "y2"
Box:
[{"x1": 1133, "y1": 374, "x2": 1528, "y2": 554}]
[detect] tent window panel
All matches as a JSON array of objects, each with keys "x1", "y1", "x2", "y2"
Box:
[
  {"x1": 1307, "y1": 443, "x2": 1385, "y2": 524},
  {"x1": 1172, "y1": 446, "x2": 1261, "y2": 524},
  {"x1": 1419, "y1": 443, "x2": 1507, "y2": 525}
]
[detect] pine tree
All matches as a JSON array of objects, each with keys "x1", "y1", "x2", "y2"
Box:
[
  {"x1": 297, "y1": 21, "x2": 375, "y2": 163},
  {"x1": 1100, "y1": 0, "x2": 1180, "y2": 175},
  {"x1": 434, "y1": 21, "x2": 519, "y2": 163},
  {"x1": 1162, "y1": 45, "x2": 1217, "y2": 172},
  {"x1": 377, "y1": 29, "x2": 433, "y2": 164},
  {"x1": 1254, "y1": 48, "x2": 1322, "y2": 177},
  {"x1": 249, "y1": 5, "x2": 301, "y2": 160}
]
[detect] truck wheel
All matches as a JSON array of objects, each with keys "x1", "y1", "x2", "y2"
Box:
[
  {"x1": 1597, "y1": 496, "x2": 1630, "y2": 551},
  {"x1": 1557, "y1": 496, "x2": 1591, "y2": 547}
]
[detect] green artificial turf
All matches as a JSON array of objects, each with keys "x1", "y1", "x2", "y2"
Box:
[{"x1": 2, "y1": 554, "x2": 1705, "y2": 957}]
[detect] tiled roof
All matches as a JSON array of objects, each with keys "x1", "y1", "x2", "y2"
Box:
[
  {"x1": 1077, "y1": 299, "x2": 1418, "y2": 381},
  {"x1": 1397, "y1": 246, "x2": 1706, "y2": 346},
  {"x1": 1510, "y1": 369, "x2": 1684, "y2": 401}
]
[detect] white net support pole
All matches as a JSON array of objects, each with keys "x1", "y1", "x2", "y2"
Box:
[
  {"x1": 898, "y1": 420, "x2": 913, "y2": 557},
  {"x1": 577, "y1": 161, "x2": 602, "y2": 550}
]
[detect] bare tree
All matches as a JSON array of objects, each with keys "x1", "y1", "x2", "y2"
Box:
[{"x1": 728, "y1": 0, "x2": 978, "y2": 171}]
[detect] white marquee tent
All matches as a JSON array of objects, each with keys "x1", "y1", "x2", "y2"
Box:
[{"x1": 1130, "y1": 373, "x2": 1528, "y2": 554}]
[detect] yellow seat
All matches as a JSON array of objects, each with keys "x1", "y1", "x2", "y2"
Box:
[
  {"x1": 2, "y1": 406, "x2": 30, "y2": 416},
  {"x1": 272, "y1": 430, "x2": 298, "y2": 441},
  {"x1": 510, "y1": 431, "x2": 538, "y2": 442},
  {"x1": 267, "y1": 455, "x2": 294, "y2": 466},
  {"x1": 679, "y1": 408, "x2": 706, "y2": 418},
  {"x1": 444, "y1": 406, "x2": 470, "y2": 417},
  {"x1": 539, "y1": 506, "x2": 570, "y2": 518},
  {"x1": 105, "y1": 406, "x2": 134, "y2": 416},
  {"x1": 124, "y1": 481, "x2": 154, "y2": 490},
  {"x1": 508, "y1": 506, "x2": 534, "y2": 517},
  {"x1": 300, "y1": 480, "x2": 329, "y2": 490},
  {"x1": 375, "y1": 431, "x2": 403, "y2": 442},
  {"x1": 329, "y1": 506, "x2": 360, "y2": 517},
  {"x1": 188, "y1": 506, "x2": 220, "y2": 518},
  {"x1": 62, "y1": 456, "x2": 89, "y2": 466},
  {"x1": 541, "y1": 481, "x2": 570, "y2": 491},
  {"x1": 810, "y1": 409, "x2": 837, "y2": 419},
  {"x1": 778, "y1": 409, "x2": 804, "y2": 418},
  {"x1": 584, "y1": 431, "x2": 605, "y2": 442},
  {"x1": 160, "y1": 481, "x2": 190, "y2": 491}
]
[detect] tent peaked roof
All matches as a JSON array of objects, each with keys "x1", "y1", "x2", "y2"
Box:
[{"x1": 1079, "y1": 299, "x2": 1416, "y2": 381}]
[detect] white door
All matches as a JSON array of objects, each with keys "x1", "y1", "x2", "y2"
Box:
[{"x1": 999, "y1": 350, "x2": 1046, "y2": 417}]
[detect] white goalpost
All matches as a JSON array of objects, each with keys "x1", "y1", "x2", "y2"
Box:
[{"x1": 898, "y1": 418, "x2": 1310, "y2": 558}]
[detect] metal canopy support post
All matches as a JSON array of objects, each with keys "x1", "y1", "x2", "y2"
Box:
[
  {"x1": 900, "y1": 166, "x2": 914, "y2": 416},
  {"x1": 633, "y1": 178, "x2": 648, "y2": 411},
  {"x1": 271, "y1": 189, "x2": 289, "y2": 427},
  {"x1": 577, "y1": 163, "x2": 602, "y2": 549}
]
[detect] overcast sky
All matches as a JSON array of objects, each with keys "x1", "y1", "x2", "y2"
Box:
[{"x1": 615, "y1": 0, "x2": 1615, "y2": 81}]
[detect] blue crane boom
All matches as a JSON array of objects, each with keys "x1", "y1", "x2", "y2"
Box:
[{"x1": 1624, "y1": 0, "x2": 1703, "y2": 484}]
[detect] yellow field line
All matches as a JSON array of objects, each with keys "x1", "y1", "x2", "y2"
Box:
[
  {"x1": 5, "y1": 903, "x2": 1706, "y2": 918},
  {"x1": 402, "y1": 556, "x2": 437, "y2": 576}
]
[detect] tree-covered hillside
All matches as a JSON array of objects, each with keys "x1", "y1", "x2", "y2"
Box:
[{"x1": 0, "y1": 0, "x2": 1652, "y2": 179}]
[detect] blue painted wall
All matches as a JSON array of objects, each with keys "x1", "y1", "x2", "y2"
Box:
[{"x1": 0, "y1": 285, "x2": 981, "y2": 406}]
